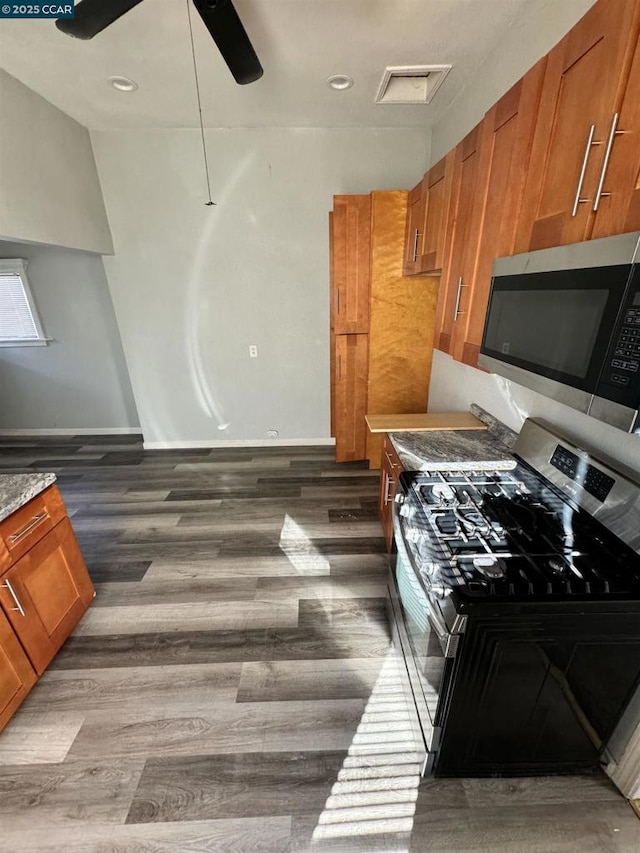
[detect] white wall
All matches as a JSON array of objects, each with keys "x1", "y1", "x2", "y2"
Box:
[
  {"x1": 429, "y1": 351, "x2": 640, "y2": 476},
  {"x1": 0, "y1": 69, "x2": 113, "y2": 255},
  {"x1": 0, "y1": 240, "x2": 139, "y2": 432},
  {"x1": 91, "y1": 127, "x2": 431, "y2": 446},
  {"x1": 430, "y1": 0, "x2": 597, "y2": 164}
]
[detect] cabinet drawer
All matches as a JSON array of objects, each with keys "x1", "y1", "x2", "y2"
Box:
[
  {"x1": 0, "y1": 486, "x2": 66, "y2": 571},
  {"x1": 382, "y1": 435, "x2": 403, "y2": 474}
]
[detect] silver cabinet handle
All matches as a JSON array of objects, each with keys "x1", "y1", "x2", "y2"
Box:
[
  {"x1": 453, "y1": 276, "x2": 466, "y2": 320},
  {"x1": 9, "y1": 512, "x2": 48, "y2": 543},
  {"x1": 384, "y1": 473, "x2": 395, "y2": 505},
  {"x1": 571, "y1": 124, "x2": 600, "y2": 216},
  {"x1": 2, "y1": 580, "x2": 25, "y2": 616},
  {"x1": 593, "y1": 113, "x2": 624, "y2": 211},
  {"x1": 412, "y1": 229, "x2": 420, "y2": 262}
]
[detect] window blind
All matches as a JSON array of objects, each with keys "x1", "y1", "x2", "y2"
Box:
[{"x1": 0, "y1": 269, "x2": 40, "y2": 342}]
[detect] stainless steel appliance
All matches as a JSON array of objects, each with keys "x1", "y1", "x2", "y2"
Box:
[
  {"x1": 478, "y1": 232, "x2": 640, "y2": 433},
  {"x1": 387, "y1": 419, "x2": 640, "y2": 777}
]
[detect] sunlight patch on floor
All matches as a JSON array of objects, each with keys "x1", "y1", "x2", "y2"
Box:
[{"x1": 311, "y1": 649, "x2": 422, "y2": 850}]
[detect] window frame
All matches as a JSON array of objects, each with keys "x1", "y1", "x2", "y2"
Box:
[{"x1": 0, "y1": 258, "x2": 48, "y2": 347}]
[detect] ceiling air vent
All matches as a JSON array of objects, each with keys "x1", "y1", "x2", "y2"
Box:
[{"x1": 375, "y1": 65, "x2": 452, "y2": 105}]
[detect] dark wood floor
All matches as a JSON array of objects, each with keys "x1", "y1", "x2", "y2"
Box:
[{"x1": 0, "y1": 435, "x2": 638, "y2": 852}]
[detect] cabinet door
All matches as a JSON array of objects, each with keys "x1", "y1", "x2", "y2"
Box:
[
  {"x1": 591, "y1": 34, "x2": 640, "y2": 238},
  {"x1": 458, "y1": 60, "x2": 546, "y2": 367},
  {"x1": 334, "y1": 334, "x2": 368, "y2": 462},
  {"x1": 378, "y1": 435, "x2": 402, "y2": 552},
  {"x1": 419, "y1": 152, "x2": 455, "y2": 274},
  {"x1": 0, "y1": 606, "x2": 36, "y2": 731},
  {"x1": 331, "y1": 195, "x2": 371, "y2": 334},
  {"x1": 0, "y1": 518, "x2": 95, "y2": 674},
  {"x1": 514, "y1": 0, "x2": 640, "y2": 251},
  {"x1": 434, "y1": 123, "x2": 485, "y2": 356},
  {"x1": 402, "y1": 181, "x2": 426, "y2": 275}
]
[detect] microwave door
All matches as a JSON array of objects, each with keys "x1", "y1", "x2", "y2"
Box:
[{"x1": 479, "y1": 264, "x2": 632, "y2": 412}]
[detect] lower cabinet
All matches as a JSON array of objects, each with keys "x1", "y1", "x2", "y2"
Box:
[
  {"x1": 0, "y1": 486, "x2": 95, "y2": 730},
  {"x1": 378, "y1": 435, "x2": 403, "y2": 552},
  {"x1": 1, "y1": 517, "x2": 95, "y2": 675},
  {"x1": 334, "y1": 333, "x2": 369, "y2": 463},
  {"x1": 0, "y1": 606, "x2": 36, "y2": 730}
]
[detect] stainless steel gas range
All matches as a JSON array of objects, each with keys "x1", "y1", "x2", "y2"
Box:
[{"x1": 387, "y1": 418, "x2": 640, "y2": 777}]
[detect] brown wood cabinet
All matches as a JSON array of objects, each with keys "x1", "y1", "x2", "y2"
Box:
[
  {"x1": 0, "y1": 486, "x2": 94, "y2": 729},
  {"x1": 0, "y1": 606, "x2": 36, "y2": 731},
  {"x1": 591, "y1": 32, "x2": 640, "y2": 238},
  {"x1": 330, "y1": 195, "x2": 371, "y2": 334},
  {"x1": 333, "y1": 333, "x2": 369, "y2": 462},
  {"x1": 457, "y1": 60, "x2": 546, "y2": 367},
  {"x1": 330, "y1": 191, "x2": 439, "y2": 465},
  {"x1": 378, "y1": 434, "x2": 403, "y2": 552},
  {"x1": 403, "y1": 154, "x2": 455, "y2": 277},
  {"x1": 433, "y1": 123, "x2": 485, "y2": 356},
  {"x1": 1, "y1": 517, "x2": 94, "y2": 675},
  {"x1": 514, "y1": 0, "x2": 640, "y2": 252},
  {"x1": 402, "y1": 181, "x2": 426, "y2": 275}
]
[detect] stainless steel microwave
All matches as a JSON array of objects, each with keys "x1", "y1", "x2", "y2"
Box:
[{"x1": 478, "y1": 232, "x2": 640, "y2": 434}]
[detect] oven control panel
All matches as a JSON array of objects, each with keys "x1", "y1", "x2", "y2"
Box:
[{"x1": 550, "y1": 445, "x2": 615, "y2": 502}]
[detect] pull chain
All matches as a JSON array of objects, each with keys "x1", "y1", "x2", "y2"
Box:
[{"x1": 186, "y1": 0, "x2": 216, "y2": 206}]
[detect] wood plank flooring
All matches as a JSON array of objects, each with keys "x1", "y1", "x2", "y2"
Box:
[{"x1": 0, "y1": 435, "x2": 639, "y2": 852}]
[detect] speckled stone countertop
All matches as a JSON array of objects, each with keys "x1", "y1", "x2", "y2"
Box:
[
  {"x1": 388, "y1": 430, "x2": 516, "y2": 472},
  {"x1": 0, "y1": 474, "x2": 57, "y2": 523}
]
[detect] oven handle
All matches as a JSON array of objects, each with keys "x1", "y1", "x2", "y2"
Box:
[{"x1": 392, "y1": 495, "x2": 456, "y2": 652}]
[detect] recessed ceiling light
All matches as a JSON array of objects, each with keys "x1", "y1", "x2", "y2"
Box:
[
  {"x1": 327, "y1": 74, "x2": 354, "y2": 91},
  {"x1": 108, "y1": 76, "x2": 138, "y2": 92}
]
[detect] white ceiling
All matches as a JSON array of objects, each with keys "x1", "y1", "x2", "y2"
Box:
[{"x1": 0, "y1": 0, "x2": 531, "y2": 130}]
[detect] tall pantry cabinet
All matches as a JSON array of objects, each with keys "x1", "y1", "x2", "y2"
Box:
[{"x1": 330, "y1": 192, "x2": 438, "y2": 465}]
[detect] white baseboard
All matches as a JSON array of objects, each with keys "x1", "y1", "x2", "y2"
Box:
[
  {"x1": 143, "y1": 438, "x2": 336, "y2": 450},
  {"x1": 0, "y1": 427, "x2": 141, "y2": 436}
]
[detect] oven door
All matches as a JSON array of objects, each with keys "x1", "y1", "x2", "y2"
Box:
[{"x1": 389, "y1": 493, "x2": 462, "y2": 766}]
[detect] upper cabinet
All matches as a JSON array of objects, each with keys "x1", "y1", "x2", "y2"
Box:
[
  {"x1": 514, "y1": 0, "x2": 640, "y2": 252},
  {"x1": 457, "y1": 60, "x2": 546, "y2": 367},
  {"x1": 330, "y1": 195, "x2": 371, "y2": 334},
  {"x1": 403, "y1": 154, "x2": 455, "y2": 277},
  {"x1": 433, "y1": 123, "x2": 485, "y2": 356},
  {"x1": 402, "y1": 181, "x2": 426, "y2": 275},
  {"x1": 590, "y1": 33, "x2": 640, "y2": 238}
]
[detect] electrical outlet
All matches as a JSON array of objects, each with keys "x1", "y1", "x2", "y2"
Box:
[
  {"x1": 267, "y1": 429, "x2": 279, "y2": 438},
  {"x1": 249, "y1": 345, "x2": 258, "y2": 358}
]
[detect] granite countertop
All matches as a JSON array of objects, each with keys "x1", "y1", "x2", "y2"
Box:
[
  {"x1": 0, "y1": 474, "x2": 57, "y2": 523},
  {"x1": 389, "y1": 429, "x2": 516, "y2": 472}
]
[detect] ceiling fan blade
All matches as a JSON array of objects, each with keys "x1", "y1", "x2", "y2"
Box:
[
  {"x1": 56, "y1": 0, "x2": 145, "y2": 40},
  {"x1": 192, "y1": 0, "x2": 263, "y2": 85}
]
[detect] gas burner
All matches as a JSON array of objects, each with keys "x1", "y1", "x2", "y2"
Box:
[
  {"x1": 431, "y1": 483, "x2": 456, "y2": 504},
  {"x1": 457, "y1": 508, "x2": 494, "y2": 535},
  {"x1": 435, "y1": 512, "x2": 458, "y2": 536},
  {"x1": 472, "y1": 555, "x2": 507, "y2": 579},
  {"x1": 548, "y1": 557, "x2": 567, "y2": 576}
]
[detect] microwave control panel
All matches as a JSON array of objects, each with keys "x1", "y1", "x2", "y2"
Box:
[
  {"x1": 600, "y1": 274, "x2": 640, "y2": 407},
  {"x1": 550, "y1": 445, "x2": 615, "y2": 503}
]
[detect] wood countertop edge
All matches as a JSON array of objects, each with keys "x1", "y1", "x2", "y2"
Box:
[{"x1": 365, "y1": 412, "x2": 488, "y2": 433}]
